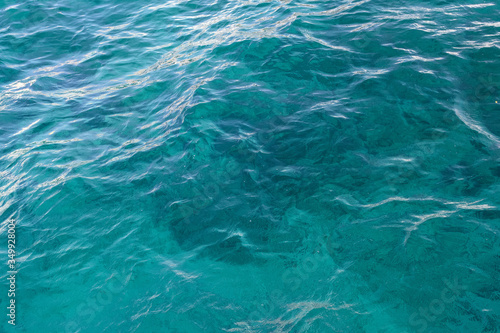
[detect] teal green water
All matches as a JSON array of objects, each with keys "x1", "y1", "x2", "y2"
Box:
[{"x1": 1, "y1": 0, "x2": 499, "y2": 332}]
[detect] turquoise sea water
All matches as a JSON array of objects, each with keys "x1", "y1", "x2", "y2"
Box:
[{"x1": 1, "y1": 0, "x2": 499, "y2": 332}]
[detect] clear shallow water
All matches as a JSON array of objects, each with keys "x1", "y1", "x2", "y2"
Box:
[{"x1": 0, "y1": 0, "x2": 499, "y2": 332}]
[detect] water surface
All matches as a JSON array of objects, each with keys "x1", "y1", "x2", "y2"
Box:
[{"x1": 0, "y1": 0, "x2": 499, "y2": 332}]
